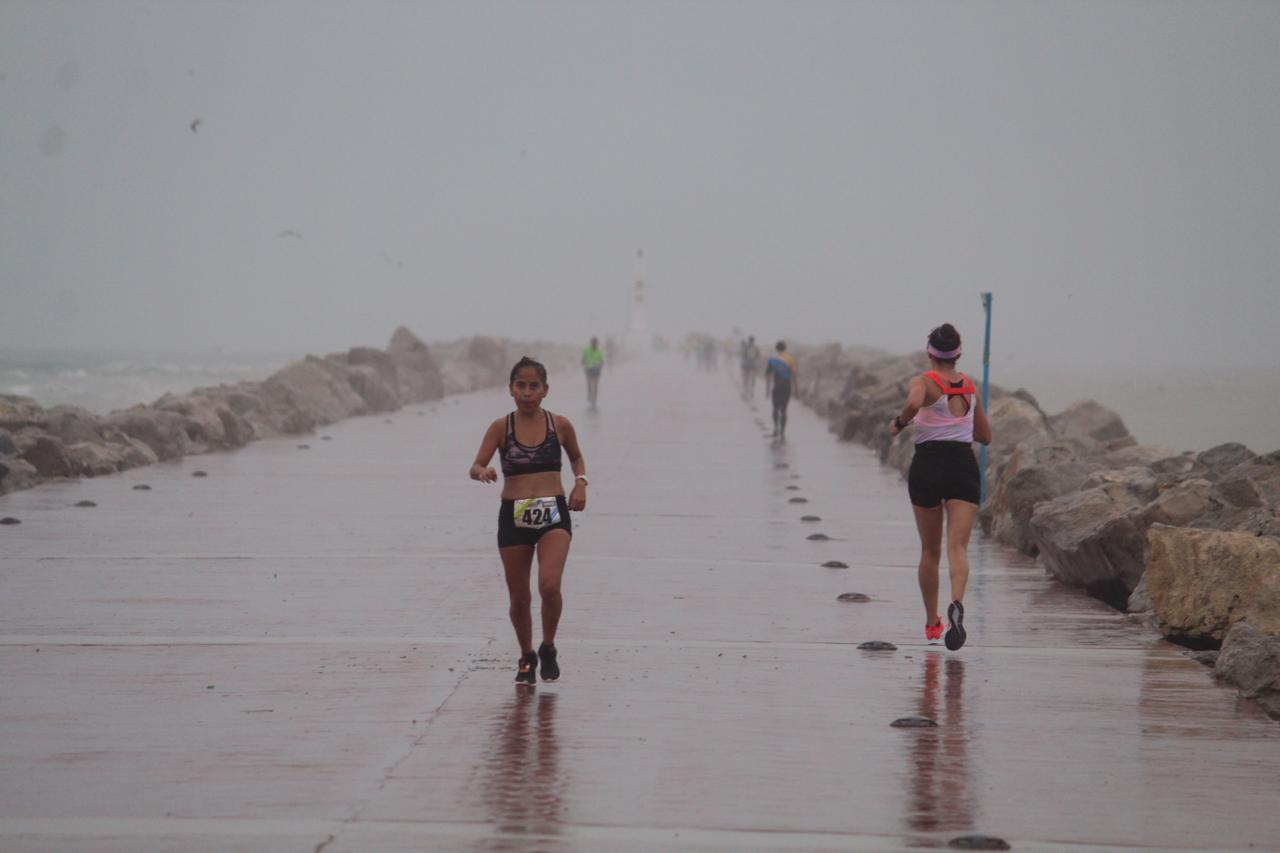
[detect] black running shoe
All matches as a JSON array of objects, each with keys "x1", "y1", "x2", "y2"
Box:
[
  {"x1": 945, "y1": 600, "x2": 967, "y2": 651},
  {"x1": 515, "y1": 650, "x2": 538, "y2": 686},
  {"x1": 538, "y1": 642, "x2": 559, "y2": 682}
]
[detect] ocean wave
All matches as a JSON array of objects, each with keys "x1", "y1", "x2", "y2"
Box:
[{"x1": 0, "y1": 350, "x2": 285, "y2": 413}]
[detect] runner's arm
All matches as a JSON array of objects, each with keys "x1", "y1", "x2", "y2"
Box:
[
  {"x1": 972, "y1": 388, "x2": 993, "y2": 446},
  {"x1": 556, "y1": 415, "x2": 587, "y2": 511},
  {"x1": 469, "y1": 419, "x2": 503, "y2": 483},
  {"x1": 889, "y1": 377, "x2": 926, "y2": 437}
]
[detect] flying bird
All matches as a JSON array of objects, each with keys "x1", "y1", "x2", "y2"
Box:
[
  {"x1": 189, "y1": 118, "x2": 202, "y2": 133},
  {"x1": 277, "y1": 229, "x2": 302, "y2": 240}
]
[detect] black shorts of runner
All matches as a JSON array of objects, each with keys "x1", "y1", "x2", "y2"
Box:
[
  {"x1": 907, "y1": 441, "x2": 980, "y2": 508},
  {"x1": 497, "y1": 496, "x2": 573, "y2": 548},
  {"x1": 771, "y1": 379, "x2": 792, "y2": 409}
]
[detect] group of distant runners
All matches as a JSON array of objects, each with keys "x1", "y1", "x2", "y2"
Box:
[{"x1": 470, "y1": 323, "x2": 991, "y2": 684}]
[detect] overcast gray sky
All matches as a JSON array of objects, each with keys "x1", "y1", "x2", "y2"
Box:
[{"x1": 2, "y1": 1, "x2": 1277, "y2": 367}]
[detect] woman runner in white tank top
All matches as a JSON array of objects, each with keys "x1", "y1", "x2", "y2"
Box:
[{"x1": 888, "y1": 324, "x2": 992, "y2": 651}]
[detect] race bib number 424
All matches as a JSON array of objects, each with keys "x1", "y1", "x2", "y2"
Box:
[{"x1": 514, "y1": 496, "x2": 561, "y2": 530}]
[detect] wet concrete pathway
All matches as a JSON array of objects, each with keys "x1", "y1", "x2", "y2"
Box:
[{"x1": 2, "y1": 357, "x2": 1277, "y2": 852}]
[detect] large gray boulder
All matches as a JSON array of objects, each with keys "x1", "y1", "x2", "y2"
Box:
[
  {"x1": 1148, "y1": 451, "x2": 1207, "y2": 484},
  {"x1": 101, "y1": 432, "x2": 160, "y2": 469},
  {"x1": 1219, "y1": 452, "x2": 1280, "y2": 507},
  {"x1": 1028, "y1": 482, "x2": 1150, "y2": 606},
  {"x1": 345, "y1": 365, "x2": 401, "y2": 413},
  {"x1": 985, "y1": 395, "x2": 1051, "y2": 459},
  {"x1": 330, "y1": 346, "x2": 403, "y2": 412},
  {"x1": 1197, "y1": 442, "x2": 1257, "y2": 472},
  {"x1": 0, "y1": 457, "x2": 40, "y2": 494},
  {"x1": 20, "y1": 436, "x2": 75, "y2": 478},
  {"x1": 327, "y1": 348, "x2": 402, "y2": 413},
  {"x1": 1190, "y1": 453, "x2": 1280, "y2": 537},
  {"x1": 153, "y1": 393, "x2": 253, "y2": 451},
  {"x1": 1050, "y1": 399, "x2": 1132, "y2": 444},
  {"x1": 196, "y1": 385, "x2": 286, "y2": 438},
  {"x1": 980, "y1": 395, "x2": 1053, "y2": 499},
  {"x1": 0, "y1": 395, "x2": 47, "y2": 431},
  {"x1": 386, "y1": 327, "x2": 444, "y2": 402},
  {"x1": 794, "y1": 343, "x2": 859, "y2": 416},
  {"x1": 439, "y1": 359, "x2": 489, "y2": 395},
  {"x1": 260, "y1": 356, "x2": 367, "y2": 428},
  {"x1": 1080, "y1": 466, "x2": 1160, "y2": 503},
  {"x1": 65, "y1": 441, "x2": 127, "y2": 477},
  {"x1": 1214, "y1": 621, "x2": 1280, "y2": 720},
  {"x1": 1140, "y1": 478, "x2": 1224, "y2": 527},
  {"x1": 467, "y1": 335, "x2": 509, "y2": 384},
  {"x1": 43, "y1": 406, "x2": 103, "y2": 444},
  {"x1": 981, "y1": 437, "x2": 1103, "y2": 553},
  {"x1": 1101, "y1": 443, "x2": 1179, "y2": 471},
  {"x1": 102, "y1": 407, "x2": 200, "y2": 461},
  {"x1": 866, "y1": 352, "x2": 929, "y2": 389},
  {"x1": 1145, "y1": 525, "x2": 1280, "y2": 642}
]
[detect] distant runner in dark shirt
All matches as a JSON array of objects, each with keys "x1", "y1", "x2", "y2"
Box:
[{"x1": 764, "y1": 340, "x2": 797, "y2": 441}]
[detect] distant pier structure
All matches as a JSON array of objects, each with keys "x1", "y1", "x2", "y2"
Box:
[{"x1": 623, "y1": 249, "x2": 650, "y2": 353}]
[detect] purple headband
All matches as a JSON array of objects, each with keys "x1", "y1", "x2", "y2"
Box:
[{"x1": 927, "y1": 343, "x2": 961, "y2": 360}]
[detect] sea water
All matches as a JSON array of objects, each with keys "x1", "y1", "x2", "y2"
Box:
[
  {"x1": 996, "y1": 362, "x2": 1278, "y2": 455},
  {"x1": 0, "y1": 349, "x2": 287, "y2": 415}
]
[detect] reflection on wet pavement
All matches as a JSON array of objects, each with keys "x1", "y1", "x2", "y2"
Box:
[
  {"x1": 479, "y1": 690, "x2": 565, "y2": 849},
  {"x1": 905, "y1": 655, "x2": 973, "y2": 842}
]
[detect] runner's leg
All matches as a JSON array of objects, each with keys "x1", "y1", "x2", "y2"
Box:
[
  {"x1": 944, "y1": 500, "x2": 978, "y2": 603},
  {"x1": 912, "y1": 504, "x2": 945, "y2": 624},
  {"x1": 500, "y1": 545, "x2": 536, "y2": 653},
  {"x1": 773, "y1": 384, "x2": 783, "y2": 438},
  {"x1": 535, "y1": 529, "x2": 570, "y2": 646}
]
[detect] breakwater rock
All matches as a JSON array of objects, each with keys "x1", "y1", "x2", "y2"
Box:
[
  {"x1": 0, "y1": 328, "x2": 575, "y2": 495},
  {"x1": 1214, "y1": 622, "x2": 1280, "y2": 720},
  {"x1": 792, "y1": 342, "x2": 1280, "y2": 716},
  {"x1": 1146, "y1": 526, "x2": 1280, "y2": 642}
]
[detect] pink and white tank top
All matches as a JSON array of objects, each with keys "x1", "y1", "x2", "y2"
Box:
[{"x1": 914, "y1": 372, "x2": 975, "y2": 444}]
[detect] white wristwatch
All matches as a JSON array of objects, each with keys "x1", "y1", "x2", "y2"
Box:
[{"x1": 575, "y1": 474, "x2": 589, "y2": 486}]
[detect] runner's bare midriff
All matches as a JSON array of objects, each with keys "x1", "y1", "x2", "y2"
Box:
[{"x1": 502, "y1": 471, "x2": 565, "y2": 502}]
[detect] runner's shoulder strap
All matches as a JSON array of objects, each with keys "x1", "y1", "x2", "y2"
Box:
[{"x1": 923, "y1": 371, "x2": 975, "y2": 396}]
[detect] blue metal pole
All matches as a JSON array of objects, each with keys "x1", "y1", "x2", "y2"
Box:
[{"x1": 978, "y1": 292, "x2": 993, "y2": 505}]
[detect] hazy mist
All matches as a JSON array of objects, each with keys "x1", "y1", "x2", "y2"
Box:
[{"x1": 3, "y1": 1, "x2": 1278, "y2": 369}]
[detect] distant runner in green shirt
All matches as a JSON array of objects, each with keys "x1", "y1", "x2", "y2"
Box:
[{"x1": 582, "y1": 337, "x2": 604, "y2": 408}]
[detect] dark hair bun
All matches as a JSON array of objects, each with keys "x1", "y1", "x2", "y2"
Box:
[
  {"x1": 509, "y1": 356, "x2": 548, "y2": 384},
  {"x1": 927, "y1": 323, "x2": 961, "y2": 352}
]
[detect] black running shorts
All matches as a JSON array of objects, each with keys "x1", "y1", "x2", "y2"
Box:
[
  {"x1": 497, "y1": 496, "x2": 573, "y2": 548},
  {"x1": 907, "y1": 441, "x2": 980, "y2": 508}
]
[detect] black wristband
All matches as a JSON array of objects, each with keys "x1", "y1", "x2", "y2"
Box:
[{"x1": 893, "y1": 416, "x2": 906, "y2": 430}]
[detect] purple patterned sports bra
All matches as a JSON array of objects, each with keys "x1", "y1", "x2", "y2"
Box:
[{"x1": 500, "y1": 411, "x2": 562, "y2": 477}]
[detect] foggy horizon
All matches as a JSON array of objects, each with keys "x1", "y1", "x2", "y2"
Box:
[{"x1": 3, "y1": 2, "x2": 1278, "y2": 370}]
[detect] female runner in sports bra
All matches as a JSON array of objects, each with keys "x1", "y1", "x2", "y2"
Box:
[
  {"x1": 470, "y1": 357, "x2": 588, "y2": 685},
  {"x1": 888, "y1": 324, "x2": 992, "y2": 650}
]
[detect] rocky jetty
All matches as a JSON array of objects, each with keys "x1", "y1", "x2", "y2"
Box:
[
  {"x1": 0, "y1": 328, "x2": 575, "y2": 496},
  {"x1": 792, "y1": 342, "x2": 1280, "y2": 719}
]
